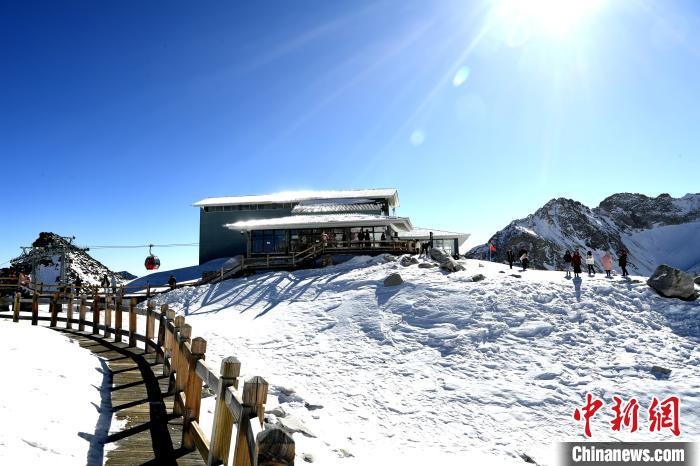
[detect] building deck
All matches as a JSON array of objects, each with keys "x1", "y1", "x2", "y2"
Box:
[{"x1": 56, "y1": 329, "x2": 205, "y2": 466}]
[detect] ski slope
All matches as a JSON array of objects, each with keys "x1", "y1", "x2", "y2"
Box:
[{"x1": 153, "y1": 256, "x2": 700, "y2": 465}]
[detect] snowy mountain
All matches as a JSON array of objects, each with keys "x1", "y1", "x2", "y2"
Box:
[
  {"x1": 467, "y1": 193, "x2": 700, "y2": 276},
  {"x1": 150, "y1": 256, "x2": 700, "y2": 465},
  {"x1": 10, "y1": 232, "x2": 123, "y2": 286}
]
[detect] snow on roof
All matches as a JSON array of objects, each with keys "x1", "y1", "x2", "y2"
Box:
[
  {"x1": 292, "y1": 201, "x2": 382, "y2": 214},
  {"x1": 225, "y1": 214, "x2": 412, "y2": 231},
  {"x1": 398, "y1": 227, "x2": 470, "y2": 242},
  {"x1": 193, "y1": 188, "x2": 399, "y2": 208}
]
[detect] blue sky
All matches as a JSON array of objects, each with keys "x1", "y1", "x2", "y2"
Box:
[{"x1": 1, "y1": 0, "x2": 699, "y2": 275}]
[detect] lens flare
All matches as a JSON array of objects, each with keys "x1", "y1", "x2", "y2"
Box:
[{"x1": 452, "y1": 66, "x2": 471, "y2": 87}]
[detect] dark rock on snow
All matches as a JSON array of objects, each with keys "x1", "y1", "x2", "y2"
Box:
[
  {"x1": 647, "y1": 264, "x2": 698, "y2": 301},
  {"x1": 418, "y1": 262, "x2": 435, "y2": 269},
  {"x1": 650, "y1": 366, "x2": 672, "y2": 379},
  {"x1": 384, "y1": 273, "x2": 404, "y2": 286},
  {"x1": 430, "y1": 248, "x2": 465, "y2": 273},
  {"x1": 400, "y1": 256, "x2": 419, "y2": 267},
  {"x1": 471, "y1": 274, "x2": 486, "y2": 282}
]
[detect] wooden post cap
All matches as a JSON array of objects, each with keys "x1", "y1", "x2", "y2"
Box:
[
  {"x1": 166, "y1": 309, "x2": 176, "y2": 320},
  {"x1": 147, "y1": 299, "x2": 155, "y2": 308},
  {"x1": 161, "y1": 303, "x2": 169, "y2": 312},
  {"x1": 220, "y1": 356, "x2": 241, "y2": 379},
  {"x1": 180, "y1": 323, "x2": 192, "y2": 340},
  {"x1": 243, "y1": 376, "x2": 268, "y2": 406},
  {"x1": 256, "y1": 427, "x2": 295, "y2": 465},
  {"x1": 174, "y1": 315, "x2": 185, "y2": 327},
  {"x1": 191, "y1": 337, "x2": 207, "y2": 355}
]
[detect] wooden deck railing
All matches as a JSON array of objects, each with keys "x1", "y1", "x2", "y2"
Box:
[{"x1": 0, "y1": 290, "x2": 295, "y2": 466}]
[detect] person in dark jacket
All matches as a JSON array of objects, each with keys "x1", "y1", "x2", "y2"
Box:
[
  {"x1": 74, "y1": 276, "x2": 83, "y2": 296},
  {"x1": 618, "y1": 249, "x2": 629, "y2": 277},
  {"x1": 563, "y1": 250, "x2": 572, "y2": 277},
  {"x1": 168, "y1": 275, "x2": 177, "y2": 290},
  {"x1": 506, "y1": 248, "x2": 515, "y2": 269},
  {"x1": 571, "y1": 249, "x2": 582, "y2": 278},
  {"x1": 520, "y1": 250, "x2": 529, "y2": 270}
]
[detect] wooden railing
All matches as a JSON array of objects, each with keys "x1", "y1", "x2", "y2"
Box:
[{"x1": 0, "y1": 290, "x2": 295, "y2": 466}]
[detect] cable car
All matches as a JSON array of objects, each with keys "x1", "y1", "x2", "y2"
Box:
[{"x1": 145, "y1": 245, "x2": 160, "y2": 270}]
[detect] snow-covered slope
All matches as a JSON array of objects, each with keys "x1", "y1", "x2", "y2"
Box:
[
  {"x1": 0, "y1": 320, "x2": 121, "y2": 465},
  {"x1": 10, "y1": 232, "x2": 123, "y2": 286},
  {"x1": 152, "y1": 256, "x2": 700, "y2": 465},
  {"x1": 468, "y1": 193, "x2": 700, "y2": 276}
]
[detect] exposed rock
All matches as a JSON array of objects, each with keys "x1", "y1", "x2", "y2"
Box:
[
  {"x1": 511, "y1": 274, "x2": 522, "y2": 278},
  {"x1": 382, "y1": 254, "x2": 397, "y2": 262},
  {"x1": 115, "y1": 271, "x2": 137, "y2": 280},
  {"x1": 651, "y1": 366, "x2": 672, "y2": 379},
  {"x1": 471, "y1": 274, "x2": 486, "y2": 282},
  {"x1": 266, "y1": 406, "x2": 287, "y2": 418},
  {"x1": 695, "y1": 276, "x2": 700, "y2": 285},
  {"x1": 430, "y1": 248, "x2": 465, "y2": 273},
  {"x1": 418, "y1": 262, "x2": 435, "y2": 269},
  {"x1": 304, "y1": 401, "x2": 324, "y2": 410},
  {"x1": 278, "y1": 416, "x2": 316, "y2": 438},
  {"x1": 303, "y1": 453, "x2": 314, "y2": 463},
  {"x1": 400, "y1": 256, "x2": 419, "y2": 267},
  {"x1": 647, "y1": 264, "x2": 698, "y2": 300},
  {"x1": 383, "y1": 273, "x2": 404, "y2": 286}
]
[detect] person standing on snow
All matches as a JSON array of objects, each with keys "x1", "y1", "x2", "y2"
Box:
[
  {"x1": 618, "y1": 248, "x2": 629, "y2": 277},
  {"x1": 601, "y1": 251, "x2": 613, "y2": 278},
  {"x1": 520, "y1": 250, "x2": 529, "y2": 270},
  {"x1": 168, "y1": 274, "x2": 177, "y2": 290},
  {"x1": 586, "y1": 251, "x2": 595, "y2": 276},
  {"x1": 506, "y1": 247, "x2": 515, "y2": 269},
  {"x1": 571, "y1": 250, "x2": 582, "y2": 278},
  {"x1": 101, "y1": 274, "x2": 110, "y2": 295},
  {"x1": 110, "y1": 275, "x2": 118, "y2": 295},
  {"x1": 563, "y1": 250, "x2": 572, "y2": 277}
]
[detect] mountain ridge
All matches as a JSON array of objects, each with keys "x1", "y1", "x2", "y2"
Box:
[{"x1": 467, "y1": 192, "x2": 700, "y2": 275}]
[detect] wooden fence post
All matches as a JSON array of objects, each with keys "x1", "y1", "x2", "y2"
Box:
[
  {"x1": 31, "y1": 291, "x2": 39, "y2": 326},
  {"x1": 145, "y1": 300, "x2": 156, "y2": 352},
  {"x1": 104, "y1": 295, "x2": 112, "y2": 339},
  {"x1": 183, "y1": 337, "x2": 207, "y2": 450},
  {"x1": 66, "y1": 294, "x2": 74, "y2": 330},
  {"x1": 156, "y1": 304, "x2": 168, "y2": 362},
  {"x1": 207, "y1": 356, "x2": 241, "y2": 466},
  {"x1": 78, "y1": 297, "x2": 87, "y2": 331},
  {"x1": 163, "y1": 309, "x2": 176, "y2": 376},
  {"x1": 233, "y1": 376, "x2": 268, "y2": 466},
  {"x1": 128, "y1": 298, "x2": 137, "y2": 347},
  {"x1": 92, "y1": 289, "x2": 100, "y2": 334},
  {"x1": 255, "y1": 427, "x2": 295, "y2": 466},
  {"x1": 174, "y1": 323, "x2": 192, "y2": 415},
  {"x1": 114, "y1": 296, "x2": 123, "y2": 342},
  {"x1": 169, "y1": 315, "x2": 185, "y2": 393},
  {"x1": 13, "y1": 292, "x2": 20, "y2": 323},
  {"x1": 50, "y1": 293, "x2": 58, "y2": 327}
]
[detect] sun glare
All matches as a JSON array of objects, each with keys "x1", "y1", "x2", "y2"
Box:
[{"x1": 493, "y1": 0, "x2": 604, "y2": 44}]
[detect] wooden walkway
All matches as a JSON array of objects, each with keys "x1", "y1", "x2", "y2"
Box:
[{"x1": 56, "y1": 329, "x2": 205, "y2": 466}]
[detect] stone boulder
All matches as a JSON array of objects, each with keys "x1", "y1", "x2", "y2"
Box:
[
  {"x1": 400, "y1": 255, "x2": 419, "y2": 267},
  {"x1": 383, "y1": 273, "x2": 404, "y2": 286},
  {"x1": 418, "y1": 262, "x2": 435, "y2": 269},
  {"x1": 382, "y1": 254, "x2": 396, "y2": 262},
  {"x1": 429, "y1": 248, "x2": 465, "y2": 273},
  {"x1": 647, "y1": 264, "x2": 698, "y2": 300},
  {"x1": 695, "y1": 276, "x2": 700, "y2": 285},
  {"x1": 471, "y1": 274, "x2": 485, "y2": 282}
]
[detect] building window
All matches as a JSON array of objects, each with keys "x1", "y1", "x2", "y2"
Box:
[{"x1": 251, "y1": 230, "x2": 287, "y2": 254}]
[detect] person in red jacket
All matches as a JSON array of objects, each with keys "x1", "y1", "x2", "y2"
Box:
[{"x1": 571, "y1": 249, "x2": 583, "y2": 278}]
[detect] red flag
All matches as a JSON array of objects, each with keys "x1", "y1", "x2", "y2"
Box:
[{"x1": 489, "y1": 244, "x2": 497, "y2": 252}]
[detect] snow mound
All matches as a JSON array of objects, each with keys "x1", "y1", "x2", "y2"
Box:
[{"x1": 153, "y1": 258, "x2": 700, "y2": 465}]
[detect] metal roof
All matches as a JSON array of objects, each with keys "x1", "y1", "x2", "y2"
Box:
[
  {"x1": 398, "y1": 227, "x2": 470, "y2": 242},
  {"x1": 225, "y1": 214, "x2": 412, "y2": 232},
  {"x1": 193, "y1": 188, "x2": 399, "y2": 208},
  {"x1": 292, "y1": 202, "x2": 382, "y2": 214}
]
